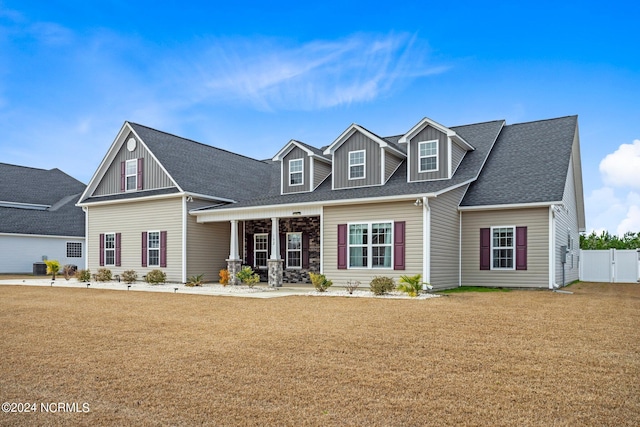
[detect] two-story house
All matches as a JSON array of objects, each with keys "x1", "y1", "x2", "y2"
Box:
[{"x1": 77, "y1": 115, "x2": 584, "y2": 290}]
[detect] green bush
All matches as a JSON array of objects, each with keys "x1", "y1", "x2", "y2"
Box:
[
  {"x1": 186, "y1": 274, "x2": 204, "y2": 287},
  {"x1": 145, "y1": 269, "x2": 166, "y2": 284},
  {"x1": 369, "y1": 276, "x2": 395, "y2": 296},
  {"x1": 309, "y1": 272, "x2": 333, "y2": 292},
  {"x1": 122, "y1": 270, "x2": 138, "y2": 284},
  {"x1": 96, "y1": 268, "x2": 112, "y2": 282},
  {"x1": 397, "y1": 274, "x2": 426, "y2": 297},
  {"x1": 236, "y1": 266, "x2": 260, "y2": 288},
  {"x1": 75, "y1": 269, "x2": 91, "y2": 282}
]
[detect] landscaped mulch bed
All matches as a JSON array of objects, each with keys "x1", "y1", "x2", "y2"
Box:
[{"x1": 1, "y1": 282, "x2": 638, "y2": 426}]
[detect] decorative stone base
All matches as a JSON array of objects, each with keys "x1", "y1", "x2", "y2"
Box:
[
  {"x1": 268, "y1": 259, "x2": 284, "y2": 287},
  {"x1": 226, "y1": 259, "x2": 242, "y2": 286}
]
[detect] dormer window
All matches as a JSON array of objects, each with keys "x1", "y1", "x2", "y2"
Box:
[
  {"x1": 125, "y1": 159, "x2": 138, "y2": 191},
  {"x1": 349, "y1": 150, "x2": 365, "y2": 179},
  {"x1": 418, "y1": 140, "x2": 438, "y2": 172},
  {"x1": 289, "y1": 159, "x2": 303, "y2": 186}
]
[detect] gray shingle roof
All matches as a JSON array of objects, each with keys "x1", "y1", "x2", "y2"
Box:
[
  {"x1": 460, "y1": 116, "x2": 577, "y2": 207},
  {"x1": 209, "y1": 120, "x2": 505, "y2": 209},
  {"x1": 128, "y1": 123, "x2": 274, "y2": 202},
  {"x1": 0, "y1": 163, "x2": 86, "y2": 236}
]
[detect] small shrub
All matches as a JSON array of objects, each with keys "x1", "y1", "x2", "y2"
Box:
[
  {"x1": 309, "y1": 272, "x2": 333, "y2": 292},
  {"x1": 75, "y1": 269, "x2": 91, "y2": 282},
  {"x1": 44, "y1": 260, "x2": 61, "y2": 280},
  {"x1": 236, "y1": 266, "x2": 260, "y2": 288},
  {"x1": 397, "y1": 274, "x2": 429, "y2": 297},
  {"x1": 369, "y1": 276, "x2": 395, "y2": 296},
  {"x1": 145, "y1": 269, "x2": 166, "y2": 284},
  {"x1": 62, "y1": 264, "x2": 76, "y2": 281},
  {"x1": 219, "y1": 269, "x2": 230, "y2": 286},
  {"x1": 186, "y1": 274, "x2": 204, "y2": 287},
  {"x1": 122, "y1": 270, "x2": 138, "y2": 284},
  {"x1": 345, "y1": 280, "x2": 361, "y2": 295},
  {"x1": 96, "y1": 268, "x2": 112, "y2": 282}
]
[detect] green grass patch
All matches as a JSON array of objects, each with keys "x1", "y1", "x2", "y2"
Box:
[{"x1": 438, "y1": 286, "x2": 512, "y2": 294}]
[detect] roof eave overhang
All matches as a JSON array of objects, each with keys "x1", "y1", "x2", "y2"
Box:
[
  {"x1": 458, "y1": 201, "x2": 563, "y2": 212},
  {"x1": 192, "y1": 192, "x2": 439, "y2": 222}
]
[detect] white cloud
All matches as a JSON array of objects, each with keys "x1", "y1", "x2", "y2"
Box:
[
  {"x1": 176, "y1": 33, "x2": 448, "y2": 111},
  {"x1": 618, "y1": 205, "x2": 640, "y2": 235},
  {"x1": 599, "y1": 139, "x2": 640, "y2": 189}
]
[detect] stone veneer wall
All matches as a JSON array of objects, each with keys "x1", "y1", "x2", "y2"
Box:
[{"x1": 244, "y1": 216, "x2": 320, "y2": 283}]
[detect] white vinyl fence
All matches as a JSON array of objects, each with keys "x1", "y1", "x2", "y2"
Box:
[{"x1": 580, "y1": 249, "x2": 640, "y2": 283}]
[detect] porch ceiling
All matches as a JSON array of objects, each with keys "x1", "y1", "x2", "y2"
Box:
[{"x1": 191, "y1": 204, "x2": 322, "y2": 223}]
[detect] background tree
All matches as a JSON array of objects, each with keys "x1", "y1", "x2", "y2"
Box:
[{"x1": 580, "y1": 231, "x2": 640, "y2": 249}]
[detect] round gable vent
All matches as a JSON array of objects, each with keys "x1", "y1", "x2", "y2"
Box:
[{"x1": 127, "y1": 137, "x2": 137, "y2": 152}]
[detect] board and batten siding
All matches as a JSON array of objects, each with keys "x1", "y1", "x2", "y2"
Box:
[
  {"x1": 87, "y1": 197, "x2": 183, "y2": 282},
  {"x1": 461, "y1": 207, "x2": 549, "y2": 288},
  {"x1": 282, "y1": 147, "x2": 311, "y2": 194},
  {"x1": 408, "y1": 125, "x2": 448, "y2": 181},
  {"x1": 332, "y1": 132, "x2": 381, "y2": 189},
  {"x1": 186, "y1": 199, "x2": 230, "y2": 281},
  {"x1": 93, "y1": 132, "x2": 175, "y2": 196},
  {"x1": 451, "y1": 143, "x2": 467, "y2": 174},
  {"x1": 384, "y1": 152, "x2": 403, "y2": 182},
  {"x1": 313, "y1": 160, "x2": 331, "y2": 189},
  {"x1": 554, "y1": 155, "x2": 581, "y2": 285},
  {"x1": 429, "y1": 185, "x2": 468, "y2": 289},
  {"x1": 323, "y1": 200, "x2": 423, "y2": 285}
]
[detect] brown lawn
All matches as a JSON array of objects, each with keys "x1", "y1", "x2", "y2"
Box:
[{"x1": 1, "y1": 282, "x2": 638, "y2": 426}]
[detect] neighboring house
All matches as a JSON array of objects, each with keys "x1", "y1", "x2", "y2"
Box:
[
  {"x1": 0, "y1": 163, "x2": 86, "y2": 273},
  {"x1": 77, "y1": 115, "x2": 585, "y2": 289}
]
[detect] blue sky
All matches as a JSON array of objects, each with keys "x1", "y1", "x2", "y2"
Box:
[{"x1": 1, "y1": 1, "x2": 638, "y2": 235}]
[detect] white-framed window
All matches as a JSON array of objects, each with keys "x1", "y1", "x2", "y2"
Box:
[
  {"x1": 104, "y1": 233, "x2": 115, "y2": 266},
  {"x1": 287, "y1": 232, "x2": 302, "y2": 268},
  {"x1": 254, "y1": 234, "x2": 269, "y2": 269},
  {"x1": 126, "y1": 159, "x2": 138, "y2": 191},
  {"x1": 349, "y1": 150, "x2": 365, "y2": 180},
  {"x1": 348, "y1": 222, "x2": 392, "y2": 268},
  {"x1": 67, "y1": 242, "x2": 82, "y2": 258},
  {"x1": 289, "y1": 159, "x2": 303, "y2": 186},
  {"x1": 148, "y1": 231, "x2": 160, "y2": 267},
  {"x1": 491, "y1": 226, "x2": 515, "y2": 270},
  {"x1": 418, "y1": 140, "x2": 438, "y2": 172}
]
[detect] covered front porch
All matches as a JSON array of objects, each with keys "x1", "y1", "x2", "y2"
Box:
[{"x1": 191, "y1": 204, "x2": 322, "y2": 287}]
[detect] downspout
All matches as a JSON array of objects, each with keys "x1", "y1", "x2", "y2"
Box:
[
  {"x1": 82, "y1": 206, "x2": 89, "y2": 270},
  {"x1": 423, "y1": 196, "x2": 431, "y2": 284},
  {"x1": 549, "y1": 205, "x2": 558, "y2": 289},
  {"x1": 459, "y1": 211, "x2": 462, "y2": 287},
  {"x1": 182, "y1": 196, "x2": 187, "y2": 284}
]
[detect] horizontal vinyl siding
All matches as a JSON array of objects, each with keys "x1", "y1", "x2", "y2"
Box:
[
  {"x1": 93, "y1": 132, "x2": 175, "y2": 196},
  {"x1": 461, "y1": 208, "x2": 549, "y2": 288},
  {"x1": 186, "y1": 209, "x2": 230, "y2": 283},
  {"x1": 333, "y1": 132, "x2": 381, "y2": 189},
  {"x1": 87, "y1": 197, "x2": 183, "y2": 282},
  {"x1": 313, "y1": 160, "x2": 331, "y2": 189},
  {"x1": 555, "y1": 156, "x2": 580, "y2": 285},
  {"x1": 409, "y1": 126, "x2": 448, "y2": 181},
  {"x1": 0, "y1": 235, "x2": 85, "y2": 273},
  {"x1": 430, "y1": 185, "x2": 467, "y2": 289},
  {"x1": 323, "y1": 200, "x2": 423, "y2": 286},
  {"x1": 282, "y1": 147, "x2": 310, "y2": 193}
]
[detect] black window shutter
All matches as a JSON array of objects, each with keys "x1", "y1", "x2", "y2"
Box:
[
  {"x1": 516, "y1": 226, "x2": 527, "y2": 270},
  {"x1": 480, "y1": 228, "x2": 491, "y2": 270}
]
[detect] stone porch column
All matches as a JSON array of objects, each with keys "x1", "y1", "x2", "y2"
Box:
[
  {"x1": 226, "y1": 220, "x2": 242, "y2": 286},
  {"x1": 268, "y1": 217, "x2": 283, "y2": 287}
]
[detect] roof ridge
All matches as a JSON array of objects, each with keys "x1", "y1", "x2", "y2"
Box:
[
  {"x1": 0, "y1": 162, "x2": 49, "y2": 171},
  {"x1": 504, "y1": 115, "x2": 578, "y2": 128},
  {"x1": 127, "y1": 121, "x2": 270, "y2": 166}
]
